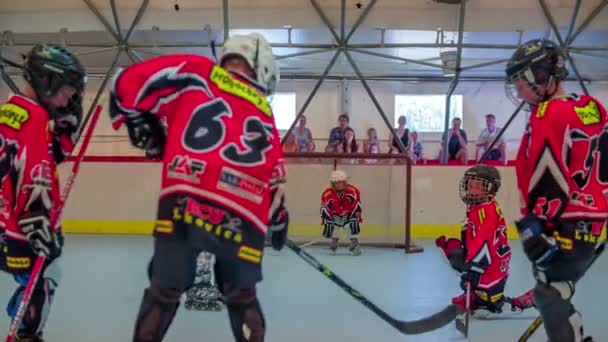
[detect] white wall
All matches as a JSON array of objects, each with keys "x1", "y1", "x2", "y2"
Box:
[
  {"x1": 2, "y1": 77, "x2": 608, "y2": 159},
  {"x1": 279, "y1": 79, "x2": 608, "y2": 159}
]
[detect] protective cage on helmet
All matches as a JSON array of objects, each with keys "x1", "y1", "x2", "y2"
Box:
[
  {"x1": 23, "y1": 44, "x2": 86, "y2": 121},
  {"x1": 504, "y1": 39, "x2": 568, "y2": 108},
  {"x1": 459, "y1": 165, "x2": 501, "y2": 205},
  {"x1": 219, "y1": 33, "x2": 279, "y2": 96}
]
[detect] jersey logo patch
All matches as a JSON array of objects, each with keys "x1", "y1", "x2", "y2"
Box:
[
  {"x1": 210, "y1": 66, "x2": 272, "y2": 117},
  {"x1": 217, "y1": 166, "x2": 266, "y2": 204},
  {"x1": 574, "y1": 100, "x2": 600, "y2": 125},
  {"x1": 0, "y1": 103, "x2": 29, "y2": 130}
]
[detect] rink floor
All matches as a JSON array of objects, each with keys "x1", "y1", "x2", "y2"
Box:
[{"x1": 1, "y1": 235, "x2": 607, "y2": 342}]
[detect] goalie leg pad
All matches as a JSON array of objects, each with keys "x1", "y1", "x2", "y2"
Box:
[
  {"x1": 132, "y1": 286, "x2": 181, "y2": 342},
  {"x1": 223, "y1": 287, "x2": 266, "y2": 342},
  {"x1": 534, "y1": 281, "x2": 584, "y2": 342},
  {"x1": 322, "y1": 223, "x2": 336, "y2": 239},
  {"x1": 348, "y1": 220, "x2": 360, "y2": 237}
]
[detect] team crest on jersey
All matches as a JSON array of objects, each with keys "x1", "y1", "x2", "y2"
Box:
[
  {"x1": 0, "y1": 103, "x2": 29, "y2": 130},
  {"x1": 217, "y1": 166, "x2": 266, "y2": 204},
  {"x1": 574, "y1": 100, "x2": 600, "y2": 125},
  {"x1": 22, "y1": 160, "x2": 53, "y2": 211},
  {"x1": 167, "y1": 155, "x2": 206, "y2": 184}
]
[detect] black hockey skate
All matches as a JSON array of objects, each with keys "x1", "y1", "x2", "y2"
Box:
[
  {"x1": 14, "y1": 333, "x2": 44, "y2": 342},
  {"x1": 184, "y1": 271, "x2": 224, "y2": 312}
]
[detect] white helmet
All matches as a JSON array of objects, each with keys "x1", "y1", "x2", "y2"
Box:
[
  {"x1": 220, "y1": 33, "x2": 279, "y2": 95},
  {"x1": 329, "y1": 170, "x2": 348, "y2": 183}
]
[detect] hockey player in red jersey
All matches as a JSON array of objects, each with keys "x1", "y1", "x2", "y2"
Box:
[
  {"x1": 435, "y1": 165, "x2": 534, "y2": 315},
  {"x1": 0, "y1": 44, "x2": 86, "y2": 341},
  {"x1": 320, "y1": 170, "x2": 363, "y2": 255},
  {"x1": 109, "y1": 33, "x2": 288, "y2": 342},
  {"x1": 506, "y1": 39, "x2": 608, "y2": 342}
]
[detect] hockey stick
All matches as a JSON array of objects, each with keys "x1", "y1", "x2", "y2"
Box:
[
  {"x1": 455, "y1": 281, "x2": 472, "y2": 337},
  {"x1": 6, "y1": 104, "x2": 103, "y2": 342},
  {"x1": 517, "y1": 239, "x2": 607, "y2": 342},
  {"x1": 299, "y1": 238, "x2": 322, "y2": 248},
  {"x1": 286, "y1": 239, "x2": 459, "y2": 334}
]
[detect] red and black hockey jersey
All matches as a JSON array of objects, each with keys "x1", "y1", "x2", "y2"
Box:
[
  {"x1": 0, "y1": 95, "x2": 62, "y2": 242},
  {"x1": 320, "y1": 184, "x2": 363, "y2": 224},
  {"x1": 462, "y1": 199, "x2": 511, "y2": 290},
  {"x1": 110, "y1": 54, "x2": 285, "y2": 234},
  {"x1": 515, "y1": 94, "x2": 608, "y2": 233}
]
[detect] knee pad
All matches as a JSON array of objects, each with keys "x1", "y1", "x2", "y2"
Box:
[
  {"x1": 534, "y1": 282, "x2": 584, "y2": 342},
  {"x1": 7, "y1": 274, "x2": 57, "y2": 336},
  {"x1": 225, "y1": 289, "x2": 265, "y2": 342},
  {"x1": 133, "y1": 285, "x2": 181, "y2": 342}
]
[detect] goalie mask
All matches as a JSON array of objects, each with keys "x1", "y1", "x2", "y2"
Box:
[
  {"x1": 329, "y1": 170, "x2": 348, "y2": 192},
  {"x1": 459, "y1": 165, "x2": 501, "y2": 205},
  {"x1": 220, "y1": 33, "x2": 279, "y2": 96},
  {"x1": 23, "y1": 44, "x2": 86, "y2": 130},
  {"x1": 505, "y1": 39, "x2": 568, "y2": 109}
]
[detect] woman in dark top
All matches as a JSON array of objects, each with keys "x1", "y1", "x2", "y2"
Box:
[{"x1": 388, "y1": 115, "x2": 411, "y2": 154}]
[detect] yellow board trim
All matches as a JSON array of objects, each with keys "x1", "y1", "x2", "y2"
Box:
[{"x1": 62, "y1": 220, "x2": 522, "y2": 240}]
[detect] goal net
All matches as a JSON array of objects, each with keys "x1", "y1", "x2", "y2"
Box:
[{"x1": 283, "y1": 152, "x2": 422, "y2": 253}]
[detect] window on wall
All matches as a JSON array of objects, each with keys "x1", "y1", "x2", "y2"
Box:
[
  {"x1": 394, "y1": 94, "x2": 463, "y2": 132},
  {"x1": 270, "y1": 92, "x2": 297, "y2": 131}
]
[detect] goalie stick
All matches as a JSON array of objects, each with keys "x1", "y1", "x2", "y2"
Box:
[
  {"x1": 286, "y1": 239, "x2": 459, "y2": 334},
  {"x1": 517, "y1": 239, "x2": 606, "y2": 342},
  {"x1": 5, "y1": 104, "x2": 103, "y2": 342}
]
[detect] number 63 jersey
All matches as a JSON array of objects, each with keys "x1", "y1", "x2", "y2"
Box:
[
  {"x1": 515, "y1": 94, "x2": 608, "y2": 230},
  {"x1": 110, "y1": 55, "x2": 285, "y2": 235}
]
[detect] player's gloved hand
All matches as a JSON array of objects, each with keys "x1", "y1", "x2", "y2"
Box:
[
  {"x1": 435, "y1": 235, "x2": 462, "y2": 255},
  {"x1": 19, "y1": 214, "x2": 63, "y2": 259},
  {"x1": 269, "y1": 209, "x2": 289, "y2": 251},
  {"x1": 125, "y1": 113, "x2": 166, "y2": 159},
  {"x1": 516, "y1": 215, "x2": 560, "y2": 269},
  {"x1": 460, "y1": 263, "x2": 483, "y2": 290}
]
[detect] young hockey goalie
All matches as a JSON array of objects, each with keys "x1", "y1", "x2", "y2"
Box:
[
  {"x1": 321, "y1": 170, "x2": 363, "y2": 255},
  {"x1": 435, "y1": 165, "x2": 535, "y2": 315}
]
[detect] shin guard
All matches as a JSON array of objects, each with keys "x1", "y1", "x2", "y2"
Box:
[
  {"x1": 225, "y1": 290, "x2": 266, "y2": 342},
  {"x1": 534, "y1": 281, "x2": 584, "y2": 342}
]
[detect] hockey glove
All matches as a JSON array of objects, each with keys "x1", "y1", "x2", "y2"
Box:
[
  {"x1": 19, "y1": 214, "x2": 63, "y2": 259},
  {"x1": 269, "y1": 209, "x2": 289, "y2": 251},
  {"x1": 460, "y1": 262, "x2": 484, "y2": 290},
  {"x1": 125, "y1": 113, "x2": 166, "y2": 160},
  {"x1": 516, "y1": 215, "x2": 560, "y2": 269}
]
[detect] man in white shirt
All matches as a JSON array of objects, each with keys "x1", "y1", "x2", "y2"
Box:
[{"x1": 476, "y1": 114, "x2": 506, "y2": 164}]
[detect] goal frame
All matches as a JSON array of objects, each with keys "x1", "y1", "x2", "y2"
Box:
[{"x1": 283, "y1": 151, "x2": 423, "y2": 254}]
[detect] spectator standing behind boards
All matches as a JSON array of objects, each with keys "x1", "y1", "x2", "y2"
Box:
[
  {"x1": 439, "y1": 117, "x2": 468, "y2": 164},
  {"x1": 363, "y1": 127, "x2": 381, "y2": 154},
  {"x1": 388, "y1": 115, "x2": 411, "y2": 154},
  {"x1": 476, "y1": 114, "x2": 506, "y2": 164},
  {"x1": 325, "y1": 113, "x2": 350, "y2": 152},
  {"x1": 411, "y1": 131, "x2": 424, "y2": 163},
  {"x1": 294, "y1": 115, "x2": 315, "y2": 152}
]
